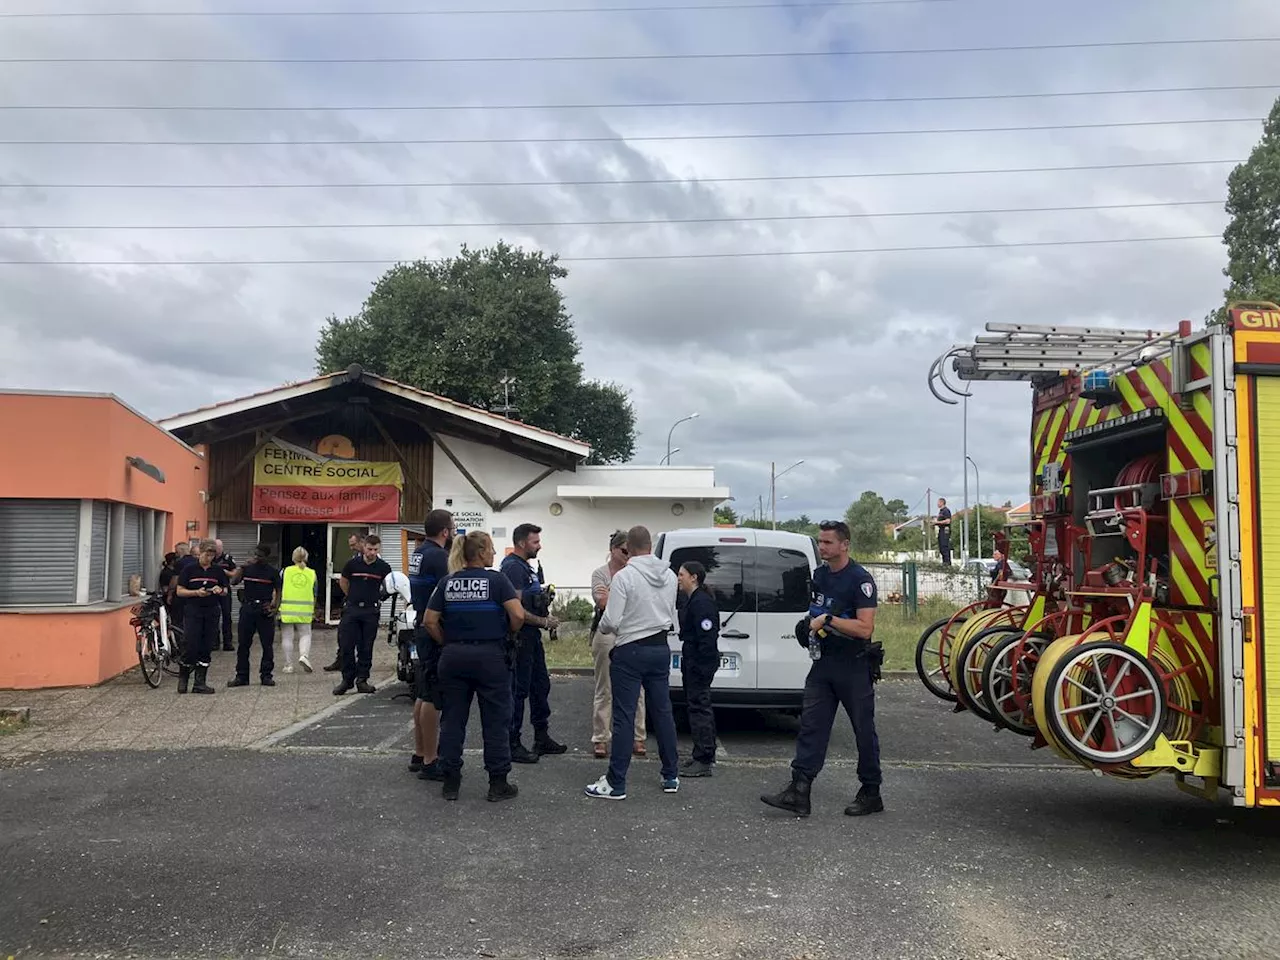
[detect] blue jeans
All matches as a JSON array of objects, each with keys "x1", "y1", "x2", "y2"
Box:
[{"x1": 608, "y1": 640, "x2": 679, "y2": 789}]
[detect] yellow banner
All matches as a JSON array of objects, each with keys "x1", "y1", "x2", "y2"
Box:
[{"x1": 252, "y1": 441, "x2": 403, "y2": 488}]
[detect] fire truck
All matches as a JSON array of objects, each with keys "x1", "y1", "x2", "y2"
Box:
[{"x1": 918, "y1": 302, "x2": 1280, "y2": 809}]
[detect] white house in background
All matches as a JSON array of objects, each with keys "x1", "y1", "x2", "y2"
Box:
[{"x1": 157, "y1": 364, "x2": 730, "y2": 617}]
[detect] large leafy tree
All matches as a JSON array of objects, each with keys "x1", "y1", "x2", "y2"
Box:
[
  {"x1": 316, "y1": 241, "x2": 637, "y2": 463},
  {"x1": 1219, "y1": 97, "x2": 1280, "y2": 313},
  {"x1": 844, "y1": 490, "x2": 893, "y2": 557}
]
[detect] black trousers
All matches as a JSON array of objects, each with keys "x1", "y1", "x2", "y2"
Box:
[
  {"x1": 218, "y1": 593, "x2": 233, "y2": 646},
  {"x1": 510, "y1": 632, "x2": 552, "y2": 743},
  {"x1": 338, "y1": 605, "x2": 379, "y2": 682},
  {"x1": 681, "y1": 647, "x2": 719, "y2": 764},
  {"x1": 791, "y1": 653, "x2": 882, "y2": 789},
  {"x1": 183, "y1": 606, "x2": 221, "y2": 666},
  {"x1": 236, "y1": 602, "x2": 276, "y2": 680},
  {"x1": 438, "y1": 641, "x2": 513, "y2": 777},
  {"x1": 938, "y1": 531, "x2": 952, "y2": 565}
]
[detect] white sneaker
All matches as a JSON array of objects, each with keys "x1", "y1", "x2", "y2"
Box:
[
  {"x1": 283, "y1": 664, "x2": 294, "y2": 674},
  {"x1": 298, "y1": 656, "x2": 313, "y2": 673},
  {"x1": 584, "y1": 774, "x2": 626, "y2": 800}
]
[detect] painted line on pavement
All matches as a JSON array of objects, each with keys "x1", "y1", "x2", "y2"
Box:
[
  {"x1": 374, "y1": 720, "x2": 417, "y2": 752},
  {"x1": 248, "y1": 671, "x2": 398, "y2": 750}
]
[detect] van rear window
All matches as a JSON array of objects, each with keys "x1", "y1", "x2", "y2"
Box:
[{"x1": 668, "y1": 545, "x2": 810, "y2": 613}]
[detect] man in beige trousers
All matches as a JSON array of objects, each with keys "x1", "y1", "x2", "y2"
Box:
[{"x1": 590, "y1": 530, "x2": 647, "y2": 758}]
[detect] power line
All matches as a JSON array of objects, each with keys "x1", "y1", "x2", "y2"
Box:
[
  {"x1": 2, "y1": 37, "x2": 1277, "y2": 64},
  {"x1": 0, "y1": 0, "x2": 961, "y2": 17},
  {"x1": 0, "y1": 116, "x2": 1260, "y2": 147},
  {"x1": 0, "y1": 158, "x2": 1243, "y2": 190},
  {"x1": 0, "y1": 200, "x2": 1226, "y2": 231},
  {"x1": 0, "y1": 235, "x2": 1222, "y2": 266},
  {"x1": 4, "y1": 83, "x2": 1275, "y2": 113}
]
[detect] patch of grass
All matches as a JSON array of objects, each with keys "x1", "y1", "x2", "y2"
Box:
[
  {"x1": 544, "y1": 597, "x2": 961, "y2": 673},
  {"x1": 0, "y1": 712, "x2": 29, "y2": 736}
]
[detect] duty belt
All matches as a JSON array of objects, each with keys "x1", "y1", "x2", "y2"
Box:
[{"x1": 349, "y1": 600, "x2": 379, "y2": 609}]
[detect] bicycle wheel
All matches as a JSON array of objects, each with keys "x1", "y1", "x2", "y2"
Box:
[
  {"x1": 161, "y1": 625, "x2": 186, "y2": 676},
  {"x1": 136, "y1": 626, "x2": 163, "y2": 688}
]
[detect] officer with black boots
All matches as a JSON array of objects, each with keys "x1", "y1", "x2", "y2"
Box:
[
  {"x1": 212, "y1": 538, "x2": 239, "y2": 652},
  {"x1": 935, "y1": 498, "x2": 953, "y2": 566},
  {"x1": 761, "y1": 519, "x2": 885, "y2": 818},
  {"x1": 422, "y1": 530, "x2": 525, "y2": 802},
  {"x1": 175, "y1": 539, "x2": 229, "y2": 695},
  {"x1": 408, "y1": 508, "x2": 453, "y2": 782},
  {"x1": 500, "y1": 523, "x2": 567, "y2": 763},
  {"x1": 228, "y1": 544, "x2": 281, "y2": 688},
  {"x1": 333, "y1": 534, "x2": 392, "y2": 696}
]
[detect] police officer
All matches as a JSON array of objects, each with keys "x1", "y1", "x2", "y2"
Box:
[
  {"x1": 761, "y1": 519, "x2": 884, "y2": 818},
  {"x1": 333, "y1": 534, "x2": 393, "y2": 695},
  {"x1": 676, "y1": 560, "x2": 720, "y2": 777},
  {"x1": 228, "y1": 544, "x2": 281, "y2": 688},
  {"x1": 422, "y1": 530, "x2": 525, "y2": 802},
  {"x1": 407, "y1": 508, "x2": 453, "y2": 781},
  {"x1": 500, "y1": 523, "x2": 567, "y2": 763},
  {"x1": 212, "y1": 538, "x2": 239, "y2": 652},
  {"x1": 175, "y1": 539, "x2": 229, "y2": 695},
  {"x1": 935, "y1": 498, "x2": 953, "y2": 566}
]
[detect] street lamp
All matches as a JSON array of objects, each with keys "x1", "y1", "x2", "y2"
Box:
[
  {"x1": 962, "y1": 393, "x2": 969, "y2": 563},
  {"x1": 966, "y1": 454, "x2": 981, "y2": 560},
  {"x1": 659, "y1": 447, "x2": 681, "y2": 465},
  {"x1": 771, "y1": 459, "x2": 804, "y2": 530},
  {"x1": 666, "y1": 412, "x2": 699, "y2": 465}
]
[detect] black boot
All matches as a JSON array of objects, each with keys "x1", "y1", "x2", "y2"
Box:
[
  {"x1": 442, "y1": 773, "x2": 461, "y2": 801},
  {"x1": 510, "y1": 740, "x2": 540, "y2": 764},
  {"x1": 534, "y1": 730, "x2": 567, "y2": 756},
  {"x1": 487, "y1": 774, "x2": 519, "y2": 802},
  {"x1": 844, "y1": 786, "x2": 884, "y2": 817},
  {"x1": 760, "y1": 773, "x2": 811, "y2": 817},
  {"x1": 323, "y1": 657, "x2": 342, "y2": 672},
  {"x1": 417, "y1": 759, "x2": 445, "y2": 782},
  {"x1": 177, "y1": 664, "x2": 190, "y2": 694},
  {"x1": 191, "y1": 665, "x2": 216, "y2": 695}
]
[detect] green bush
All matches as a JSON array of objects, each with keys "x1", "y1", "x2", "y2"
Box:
[{"x1": 553, "y1": 595, "x2": 596, "y2": 623}]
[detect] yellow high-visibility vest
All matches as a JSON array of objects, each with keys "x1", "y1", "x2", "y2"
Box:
[{"x1": 279, "y1": 564, "x2": 317, "y2": 623}]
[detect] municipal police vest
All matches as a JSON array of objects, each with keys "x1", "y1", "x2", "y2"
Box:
[
  {"x1": 279, "y1": 565, "x2": 317, "y2": 624},
  {"x1": 439, "y1": 570, "x2": 508, "y2": 643}
]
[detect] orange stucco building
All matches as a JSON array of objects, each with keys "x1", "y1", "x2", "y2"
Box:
[{"x1": 0, "y1": 391, "x2": 208, "y2": 689}]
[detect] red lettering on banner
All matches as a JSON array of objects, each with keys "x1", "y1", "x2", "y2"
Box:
[{"x1": 251, "y1": 484, "x2": 401, "y2": 523}]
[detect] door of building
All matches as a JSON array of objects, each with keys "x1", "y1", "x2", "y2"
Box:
[{"x1": 325, "y1": 523, "x2": 372, "y2": 624}]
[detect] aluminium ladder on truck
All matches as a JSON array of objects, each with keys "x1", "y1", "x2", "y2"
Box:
[{"x1": 928, "y1": 302, "x2": 1280, "y2": 809}]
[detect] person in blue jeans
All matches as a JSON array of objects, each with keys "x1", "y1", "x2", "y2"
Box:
[{"x1": 584, "y1": 524, "x2": 681, "y2": 800}]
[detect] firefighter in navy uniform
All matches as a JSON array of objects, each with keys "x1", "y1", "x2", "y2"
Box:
[
  {"x1": 422, "y1": 530, "x2": 526, "y2": 802},
  {"x1": 333, "y1": 534, "x2": 393, "y2": 696},
  {"x1": 228, "y1": 544, "x2": 282, "y2": 688},
  {"x1": 761, "y1": 519, "x2": 885, "y2": 818},
  {"x1": 175, "y1": 539, "x2": 229, "y2": 695},
  {"x1": 407, "y1": 508, "x2": 454, "y2": 781}
]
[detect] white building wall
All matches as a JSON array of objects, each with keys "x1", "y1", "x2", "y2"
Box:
[{"x1": 432, "y1": 436, "x2": 722, "y2": 598}]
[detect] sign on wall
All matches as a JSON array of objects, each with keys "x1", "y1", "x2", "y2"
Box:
[{"x1": 251, "y1": 440, "x2": 404, "y2": 523}]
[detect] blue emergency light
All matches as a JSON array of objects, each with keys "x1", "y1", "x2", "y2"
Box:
[{"x1": 1083, "y1": 369, "x2": 1111, "y2": 392}]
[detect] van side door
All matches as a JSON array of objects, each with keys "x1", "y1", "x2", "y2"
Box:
[
  {"x1": 665, "y1": 533, "x2": 758, "y2": 691},
  {"x1": 753, "y1": 538, "x2": 817, "y2": 693}
]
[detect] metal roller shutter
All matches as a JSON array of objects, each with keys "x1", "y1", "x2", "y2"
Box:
[
  {"x1": 214, "y1": 522, "x2": 261, "y2": 620},
  {"x1": 121, "y1": 506, "x2": 143, "y2": 594},
  {"x1": 88, "y1": 501, "x2": 109, "y2": 602},
  {"x1": 0, "y1": 500, "x2": 80, "y2": 605},
  {"x1": 376, "y1": 524, "x2": 421, "y2": 576}
]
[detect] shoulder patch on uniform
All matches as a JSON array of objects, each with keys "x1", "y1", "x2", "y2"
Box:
[
  {"x1": 861, "y1": 582, "x2": 874, "y2": 597},
  {"x1": 700, "y1": 617, "x2": 714, "y2": 632}
]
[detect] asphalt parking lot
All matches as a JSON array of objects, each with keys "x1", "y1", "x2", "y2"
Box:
[{"x1": 4, "y1": 675, "x2": 1280, "y2": 960}]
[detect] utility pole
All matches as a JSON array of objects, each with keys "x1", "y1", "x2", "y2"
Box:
[{"x1": 962, "y1": 393, "x2": 969, "y2": 563}]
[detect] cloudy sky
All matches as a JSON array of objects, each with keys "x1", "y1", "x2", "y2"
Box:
[{"x1": 1, "y1": 0, "x2": 1277, "y2": 524}]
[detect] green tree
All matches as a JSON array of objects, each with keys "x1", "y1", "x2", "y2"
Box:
[
  {"x1": 714, "y1": 504, "x2": 739, "y2": 525},
  {"x1": 315, "y1": 240, "x2": 637, "y2": 463},
  {"x1": 844, "y1": 490, "x2": 892, "y2": 557},
  {"x1": 1218, "y1": 97, "x2": 1280, "y2": 316},
  {"x1": 885, "y1": 498, "x2": 909, "y2": 521},
  {"x1": 958, "y1": 505, "x2": 1013, "y2": 558}
]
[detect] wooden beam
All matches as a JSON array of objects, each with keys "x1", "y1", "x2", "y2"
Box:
[
  {"x1": 365, "y1": 408, "x2": 434, "y2": 512},
  {"x1": 419, "y1": 425, "x2": 500, "y2": 511},
  {"x1": 206, "y1": 428, "x2": 281, "y2": 504},
  {"x1": 497, "y1": 465, "x2": 558, "y2": 511}
]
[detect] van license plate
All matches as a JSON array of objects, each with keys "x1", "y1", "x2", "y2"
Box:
[{"x1": 671, "y1": 653, "x2": 741, "y2": 678}]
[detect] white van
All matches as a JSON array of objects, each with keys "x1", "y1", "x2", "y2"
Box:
[{"x1": 654, "y1": 526, "x2": 819, "y2": 712}]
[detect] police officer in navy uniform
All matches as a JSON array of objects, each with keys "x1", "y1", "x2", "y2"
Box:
[
  {"x1": 228, "y1": 544, "x2": 281, "y2": 688},
  {"x1": 422, "y1": 530, "x2": 525, "y2": 802},
  {"x1": 761, "y1": 519, "x2": 884, "y2": 818},
  {"x1": 407, "y1": 508, "x2": 453, "y2": 781},
  {"x1": 212, "y1": 538, "x2": 239, "y2": 652},
  {"x1": 676, "y1": 560, "x2": 720, "y2": 777},
  {"x1": 175, "y1": 539, "x2": 229, "y2": 695},
  {"x1": 333, "y1": 534, "x2": 393, "y2": 696},
  {"x1": 500, "y1": 523, "x2": 567, "y2": 763}
]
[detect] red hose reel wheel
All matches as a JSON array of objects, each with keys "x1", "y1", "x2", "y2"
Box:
[
  {"x1": 1112, "y1": 452, "x2": 1163, "y2": 512},
  {"x1": 981, "y1": 629, "x2": 1053, "y2": 736},
  {"x1": 1007, "y1": 608, "x2": 1079, "y2": 724},
  {"x1": 953, "y1": 625, "x2": 1023, "y2": 724},
  {"x1": 914, "y1": 600, "x2": 1020, "y2": 704},
  {"x1": 1042, "y1": 640, "x2": 1169, "y2": 766}
]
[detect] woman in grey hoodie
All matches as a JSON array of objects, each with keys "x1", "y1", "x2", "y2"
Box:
[{"x1": 584, "y1": 525, "x2": 681, "y2": 800}]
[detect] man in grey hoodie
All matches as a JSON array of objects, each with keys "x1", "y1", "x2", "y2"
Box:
[{"x1": 584, "y1": 524, "x2": 682, "y2": 800}]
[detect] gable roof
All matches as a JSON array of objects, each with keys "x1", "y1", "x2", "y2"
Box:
[{"x1": 156, "y1": 365, "x2": 592, "y2": 461}]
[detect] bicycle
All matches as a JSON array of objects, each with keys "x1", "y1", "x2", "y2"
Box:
[{"x1": 131, "y1": 590, "x2": 185, "y2": 688}]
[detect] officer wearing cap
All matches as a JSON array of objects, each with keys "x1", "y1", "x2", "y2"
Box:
[
  {"x1": 333, "y1": 534, "x2": 393, "y2": 696},
  {"x1": 227, "y1": 543, "x2": 281, "y2": 688},
  {"x1": 422, "y1": 530, "x2": 526, "y2": 802},
  {"x1": 761, "y1": 519, "x2": 884, "y2": 818}
]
